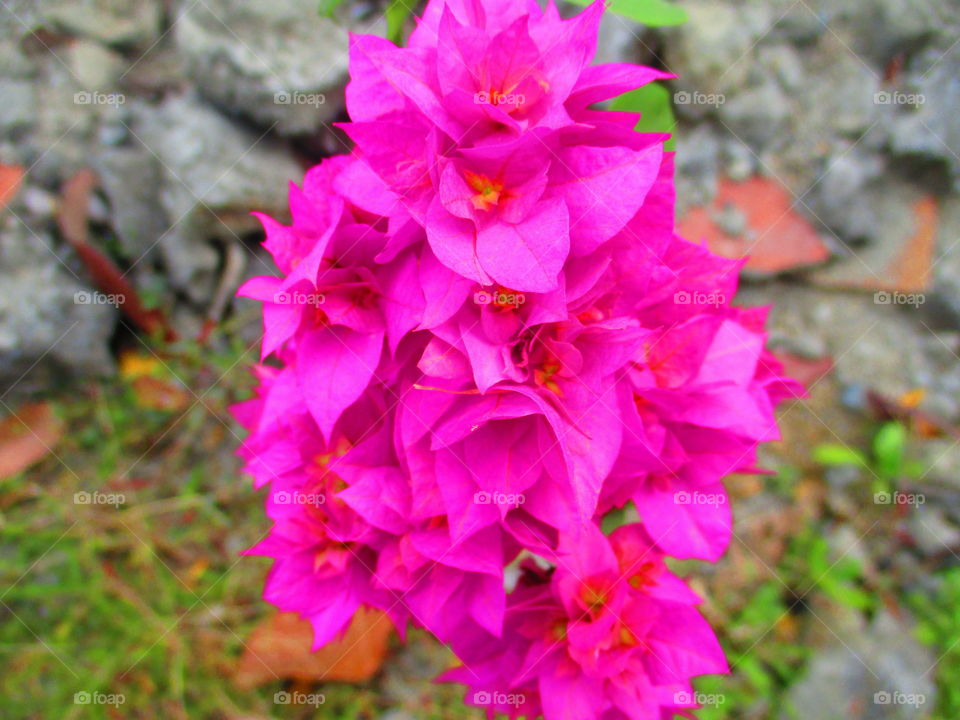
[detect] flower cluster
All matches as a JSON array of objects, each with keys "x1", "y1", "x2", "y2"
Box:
[{"x1": 235, "y1": 0, "x2": 800, "y2": 717}]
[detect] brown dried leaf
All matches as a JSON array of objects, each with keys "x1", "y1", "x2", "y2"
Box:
[
  {"x1": 57, "y1": 169, "x2": 176, "y2": 340},
  {"x1": 891, "y1": 195, "x2": 937, "y2": 292},
  {"x1": 679, "y1": 176, "x2": 831, "y2": 274},
  {"x1": 234, "y1": 608, "x2": 393, "y2": 690},
  {"x1": 0, "y1": 402, "x2": 64, "y2": 479},
  {"x1": 0, "y1": 164, "x2": 23, "y2": 210},
  {"x1": 130, "y1": 376, "x2": 191, "y2": 413}
]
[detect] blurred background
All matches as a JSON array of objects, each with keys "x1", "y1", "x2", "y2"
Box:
[{"x1": 2, "y1": 0, "x2": 960, "y2": 718}]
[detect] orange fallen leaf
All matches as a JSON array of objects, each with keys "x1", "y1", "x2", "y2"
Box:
[
  {"x1": 898, "y1": 388, "x2": 926, "y2": 409},
  {"x1": 679, "y1": 176, "x2": 831, "y2": 274},
  {"x1": 890, "y1": 196, "x2": 936, "y2": 292},
  {"x1": 119, "y1": 351, "x2": 162, "y2": 379},
  {"x1": 0, "y1": 164, "x2": 23, "y2": 210},
  {"x1": 0, "y1": 402, "x2": 64, "y2": 479},
  {"x1": 130, "y1": 376, "x2": 191, "y2": 412},
  {"x1": 234, "y1": 607, "x2": 394, "y2": 690},
  {"x1": 120, "y1": 348, "x2": 190, "y2": 412}
]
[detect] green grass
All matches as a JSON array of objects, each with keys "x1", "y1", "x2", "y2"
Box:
[
  {"x1": 909, "y1": 568, "x2": 960, "y2": 719},
  {"x1": 0, "y1": 328, "x2": 481, "y2": 720},
  {"x1": 3, "y1": 331, "x2": 959, "y2": 719}
]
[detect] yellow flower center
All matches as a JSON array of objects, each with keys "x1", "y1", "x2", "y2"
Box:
[{"x1": 464, "y1": 170, "x2": 504, "y2": 211}]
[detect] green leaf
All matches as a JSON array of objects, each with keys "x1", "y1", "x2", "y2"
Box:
[
  {"x1": 822, "y1": 576, "x2": 874, "y2": 611},
  {"x1": 601, "y1": 506, "x2": 628, "y2": 534},
  {"x1": 386, "y1": 0, "x2": 415, "y2": 44},
  {"x1": 873, "y1": 422, "x2": 907, "y2": 478},
  {"x1": 610, "y1": 82, "x2": 678, "y2": 151},
  {"x1": 318, "y1": 0, "x2": 346, "y2": 18},
  {"x1": 812, "y1": 443, "x2": 868, "y2": 468},
  {"x1": 566, "y1": 0, "x2": 687, "y2": 27}
]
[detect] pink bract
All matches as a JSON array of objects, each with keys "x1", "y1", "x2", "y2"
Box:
[{"x1": 235, "y1": 0, "x2": 800, "y2": 717}]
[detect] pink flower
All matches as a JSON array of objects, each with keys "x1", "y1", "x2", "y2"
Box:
[
  {"x1": 235, "y1": 0, "x2": 800, "y2": 715},
  {"x1": 441, "y1": 525, "x2": 727, "y2": 720}
]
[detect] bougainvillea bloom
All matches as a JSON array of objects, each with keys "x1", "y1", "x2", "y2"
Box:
[{"x1": 235, "y1": 0, "x2": 799, "y2": 717}]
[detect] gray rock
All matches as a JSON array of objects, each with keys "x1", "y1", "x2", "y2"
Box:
[
  {"x1": 174, "y1": 0, "x2": 350, "y2": 135},
  {"x1": 674, "y1": 124, "x2": 721, "y2": 213},
  {"x1": 716, "y1": 79, "x2": 791, "y2": 149},
  {"x1": 169, "y1": 302, "x2": 208, "y2": 341},
  {"x1": 783, "y1": 610, "x2": 936, "y2": 720},
  {"x1": 0, "y1": 217, "x2": 116, "y2": 389},
  {"x1": 593, "y1": 13, "x2": 643, "y2": 67},
  {"x1": 771, "y1": 2, "x2": 825, "y2": 44},
  {"x1": 40, "y1": 0, "x2": 162, "y2": 47},
  {"x1": 97, "y1": 116, "x2": 130, "y2": 147},
  {"x1": 757, "y1": 44, "x2": 806, "y2": 93},
  {"x1": 823, "y1": 464, "x2": 862, "y2": 492},
  {"x1": 808, "y1": 175, "x2": 932, "y2": 288},
  {"x1": 909, "y1": 504, "x2": 960, "y2": 556},
  {"x1": 131, "y1": 93, "x2": 300, "y2": 302},
  {"x1": 721, "y1": 138, "x2": 755, "y2": 180},
  {"x1": 0, "y1": 1, "x2": 41, "y2": 41},
  {"x1": 63, "y1": 40, "x2": 127, "y2": 91},
  {"x1": 805, "y1": 148, "x2": 887, "y2": 245},
  {"x1": 0, "y1": 38, "x2": 35, "y2": 78},
  {"x1": 927, "y1": 195, "x2": 960, "y2": 327},
  {"x1": 232, "y1": 247, "x2": 278, "y2": 345},
  {"x1": 0, "y1": 41, "x2": 37, "y2": 139},
  {"x1": 666, "y1": 1, "x2": 773, "y2": 103},
  {"x1": 158, "y1": 229, "x2": 220, "y2": 307},
  {"x1": 0, "y1": 80, "x2": 36, "y2": 136},
  {"x1": 806, "y1": 43, "x2": 879, "y2": 138},
  {"x1": 915, "y1": 440, "x2": 960, "y2": 491},
  {"x1": 24, "y1": 64, "x2": 101, "y2": 183},
  {"x1": 822, "y1": 0, "x2": 948, "y2": 65},
  {"x1": 19, "y1": 186, "x2": 57, "y2": 222},
  {"x1": 739, "y1": 284, "x2": 960, "y2": 422},
  {"x1": 825, "y1": 524, "x2": 872, "y2": 569},
  {"x1": 715, "y1": 202, "x2": 748, "y2": 236},
  {"x1": 135, "y1": 94, "x2": 300, "y2": 228},
  {"x1": 93, "y1": 146, "x2": 169, "y2": 261},
  {"x1": 888, "y1": 51, "x2": 960, "y2": 190}
]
